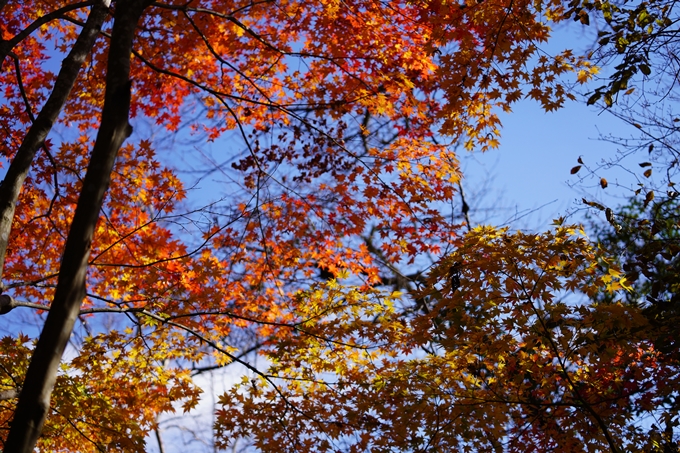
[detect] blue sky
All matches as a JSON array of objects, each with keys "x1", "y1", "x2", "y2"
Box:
[
  {"x1": 457, "y1": 21, "x2": 644, "y2": 232},
  {"x1": 143, "y1": 27, "x2": 648, "y2": 452},
  {"x1": 0, "y1": 10, "x2": 651, "y2": 453},
  {"x1": 460, "y1": 96, "x2": 629, "y2": 229}
]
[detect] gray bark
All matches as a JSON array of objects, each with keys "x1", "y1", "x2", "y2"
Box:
[
  {"x1": 0, "y1": 1, "x2": 109, "y2": 283},
  {"x1": 3, "y1": 1, "x2": 152, "y2": 451}
]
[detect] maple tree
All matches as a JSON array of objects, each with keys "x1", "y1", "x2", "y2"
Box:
[
  {"x1": 212, "y1": 2, "x2": 680, "y2": 449},
  {"x1": 0, "y1": 0, "x2": 622, "y2": 452},
  {"x1": 588, "y1": 0, "x2": 680, "y2": 370},
  {"x1": 218, "y1": 223, "x2": 675, "y2": 453},
  {"x1": 592, "y1": 194, "x2": 680, "y2": 351},
  {"x1": 570, "y1": 4, "x2": 680, "y2": 444}
]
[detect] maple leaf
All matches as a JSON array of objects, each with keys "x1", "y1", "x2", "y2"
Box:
[{"x1": 0, "y1": 0, "x2": 626, "y2": 452}]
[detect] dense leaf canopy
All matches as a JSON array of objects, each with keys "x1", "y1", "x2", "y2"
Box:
[{"x1": 1, "y1": 0, "x2": 677, "y2": 452}]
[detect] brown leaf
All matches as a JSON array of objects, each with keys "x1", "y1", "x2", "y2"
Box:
[
  {"x1": 644, "y1": 191, "x2": 655, "y2": 207},
  {"x1": 571, "y1": 165, "x2": 582, "y2": 174},
  {"x1": 600, "y1": 178, "x2": 608, "y2": 189},
  {"x1": 582, "y1": 198, "x2": 605, "y2": 210}
]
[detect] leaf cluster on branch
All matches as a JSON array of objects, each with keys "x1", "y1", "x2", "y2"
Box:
[{"x1": 0, "y1": 0, "x2": 661, "y2": 452}]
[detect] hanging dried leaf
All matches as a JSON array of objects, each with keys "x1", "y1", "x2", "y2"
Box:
[{"x1": 644, "y1": 191, "x2": 655, "y2": 206}]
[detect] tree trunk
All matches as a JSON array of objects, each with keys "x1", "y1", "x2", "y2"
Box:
[
  {"x1": 4, "y1": 1, "x2": 152, "y2": 451},
  {"x1": 0, "y1": 0, "x2": 109, "y2": 283}
]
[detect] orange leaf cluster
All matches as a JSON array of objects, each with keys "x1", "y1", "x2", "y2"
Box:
[{"x1": 0, "y1": 0, "x2": 603, "y2": 450}]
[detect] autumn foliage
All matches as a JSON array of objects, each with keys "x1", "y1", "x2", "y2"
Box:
[
  {"x1": 218, "y1": 225, "x2": 674, "y2": 452},
  {"x1": 0, "y1": 0, "x2": 673, "y2": 452}
]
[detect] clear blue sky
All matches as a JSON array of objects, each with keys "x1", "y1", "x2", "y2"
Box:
[
  {"x1": 460, "y1": 97, "x2": 632, "y2": 230},
  {"x1": 459, "y1": 22, "x2": 641, "y2": 232}
]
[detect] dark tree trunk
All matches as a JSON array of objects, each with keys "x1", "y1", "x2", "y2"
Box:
[
  {"x1": 4, "y1": 1, "x2": 152, "y2": 451},
  {"x1": 0, "y1": 0, "x2": 109, "y2": 282}
]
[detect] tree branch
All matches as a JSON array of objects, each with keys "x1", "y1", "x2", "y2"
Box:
[
  {"x1": 0, "y1": 0, "x2": 109, "y2": 285},
  {"x1": 0, "y1": 2, "x2": 95, "y2": 64},
  {"x1": 4, "y1": 1, "x2": 152, "y2": 451}
]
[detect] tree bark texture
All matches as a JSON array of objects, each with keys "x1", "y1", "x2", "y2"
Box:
[
  {"x1": 4, "y1": 1, "x2": 152, "y2": 451},
  {"x1": 0, "y1": 0, "x2": 110, "y2": 283}
]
